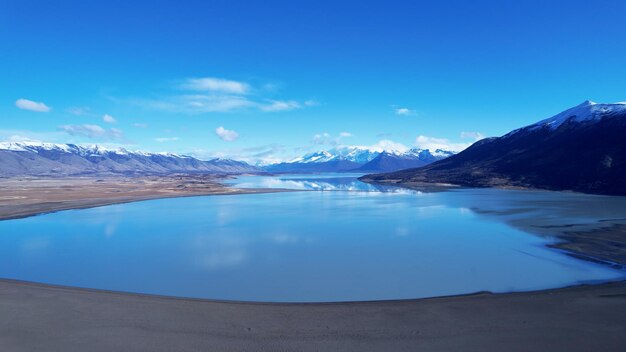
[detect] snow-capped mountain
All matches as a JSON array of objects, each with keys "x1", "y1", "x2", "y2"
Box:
[
  {"x1": 355, "y1": 149, "x2": 455, "y2": 173},
  {"x1": 0, "y1": 142, "x2": 259, "y2": 176},
  {"x1": 267, "y1": 146, "x2": 455, "y2": 173},
  {"x1": 506, "y1": 100, "x2": 626, "y2": 136},
  {"x1": 288, "y1": 147, "x2": 382, "y2": 164},
  {"x1": 364, "y1": 101, "x2": 626, "y2": 195},
  {"x1": 0, "y1": 141, "x2": 455, "y2": 176}
]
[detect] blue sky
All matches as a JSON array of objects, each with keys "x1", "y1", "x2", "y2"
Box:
[{"x1": 2, "y1": 0, "x2": 626, "y2": 163}]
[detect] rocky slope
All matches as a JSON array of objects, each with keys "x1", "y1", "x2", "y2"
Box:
[{"x1": 362, "y1": 101, "x2": 626, "y2": 195}]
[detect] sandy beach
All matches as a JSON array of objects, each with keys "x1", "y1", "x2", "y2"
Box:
[{"x1": 1, "y1": 278, "x2": 625, "y2": 351}]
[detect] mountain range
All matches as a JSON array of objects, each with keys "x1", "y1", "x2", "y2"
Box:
[
  {"x1": 265, "y1": 147, "x2": 454, "y2": 173},
  {"x1": 361, "y1": 101, "x2": 626, "y2": 195},
  {"x1": 0, "y1": 142, "x2": 455, "y2": 176},
  {"x1": 0, "y1": 142, "x2": 259, "y2": 176}
]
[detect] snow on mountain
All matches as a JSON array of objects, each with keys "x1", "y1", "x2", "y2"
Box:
[
  {"x1": 0, "y1": 142, "x2": 258, "y2": 176},
  {"x1": 508, "y1": 101, "x2": 626, "y2": 136},
  {"x1": 289, "y1": 147, "x2": 383, "y2": 164},
  {"x1": 0, "y1": 141, "x2": 77, "y2": 153},
  {"x1": 269, "y1": 145, "x2": 456, "y2": 173},
  {"x1": 290, "y1": 146, "x2": 453, "y2": 164},
  {"x1": 0, "y1": 141, "x2": 456, "y2": 175},
  {"x1": 289, "y1": 150, "x2": 335, "y2": 163},
  {"x1": 0, "y1": 141, "x2": 188, "y2": 158},
  {"x1": 364, "y1": 100, "x2": 626, "y2": 195}
]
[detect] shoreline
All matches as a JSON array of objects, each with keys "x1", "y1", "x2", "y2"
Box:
[
  {"x1": 0, "y1": 175, "x2": 292, "y2": 221},
  {"x1": 363, "y1": 178, "x2": 626, "y2": 268},
  {"x1": 2, "y1": 278, "x2": 625, "y2": 351},
  {"x1": 0, "y1": 188, "x2": 291, "y2": 221},
  {"x1": 3, "y1": 175, "x2": 626, "y2": 270},
  {"x1": 1, "y1": 276, "x2": 624, "y2": 305},
  {"x1": 2, "y1": 175, "x2": 626, "y2": 350}
]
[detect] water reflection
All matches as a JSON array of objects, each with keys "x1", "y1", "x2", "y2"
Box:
[
  {"x1": 0, "y1": 174, "x2": 623, "y2": 302},
  {"x1": 229, "y1": 173, "x2": 412, "y2": 193},
  {"x1": 231, "y1": 174, "x2": 626, "y2": 236}
]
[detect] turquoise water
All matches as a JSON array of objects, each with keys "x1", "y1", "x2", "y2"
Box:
[{"x1": 0, "y1": 174, "x2": 624, "y2": 302}]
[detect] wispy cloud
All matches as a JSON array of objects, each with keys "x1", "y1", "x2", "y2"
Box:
[
  {"x1": 366, "y1": 139, "x2": 409, "y2": 153},
  {"x1": 192, "y1": 144, "x2": 286, "y2": 164},
  {"x1": 127, "y1": 76, "x2": 313, "y2": 114},
  {"x1": 0, "y1": 129, "x2": 65, "y2": 143},
  {"x1": 102, "y1": 114, "x2": 117, "y2": 124},
  {"x1": 180, "y1": 77, "x2": 250, "y2": 94},
  {"x1": 132, "y1": 123, "x2": 148, "y2": 128},
  {"x1": 66, "y1": 106, "x2": 90, "y2": 115},
  {"x1": 395, "y1": 107, "x2": 416, "y2": 116},
  {"x1": 414, "y1": 135, "x2": 470, "y2": 152},
  {"x1": 155, "y1": 137, "x2": 179, "y2": 142},
  {"x1": 15, "y1": 98, "x2": 51, "y2": 112},
  {"x1": 260, "y1": 100, "x2": 302, "y2": 112},
  {"x1": 330, "y1": 139, "x2": 409, "y2": 154},
  {"x1": 312, "y1": 131, "x2": 353, "y2": 146},
  {"x1": 460, "y1": 131, "x2": 485, "y2": 140},
  {"x1": 2, "y1": 135, "x2": 40, "y2": 143},
  {"x1": 58, "y1": 124, "x2": 124, "y2": 140},
  {"x1": 215, "y1": 126, "x2": 239, "y2": 142}
]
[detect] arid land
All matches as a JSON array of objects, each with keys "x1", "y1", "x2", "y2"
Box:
[
  {"x1": 0, "y1": 278, "x2": 625, "y2": 352},
  {"x1": 0, "y1": 174, "x2": 286, "y2": 221}
]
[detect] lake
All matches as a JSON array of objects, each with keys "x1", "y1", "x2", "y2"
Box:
[{"x1": 0, "y1": 174, "x2": 624, "y2": 302}]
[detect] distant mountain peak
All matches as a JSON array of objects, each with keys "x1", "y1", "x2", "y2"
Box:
[
  {"x1": 579, "y1": 99, "x2": 595, "y2": 106},
  {"x1": 506, "y1": 101, "x2": 626, "y2": 136},
  {"x1": 0, "y1": 141, "x2": 258, "y2": 176},
  {"x1": 365, "y1": 100, "x2": 626, "y2": 195}
]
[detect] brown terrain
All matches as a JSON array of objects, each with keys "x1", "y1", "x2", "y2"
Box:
[
  {"x1": 0, "y1": 175, "x2": 285, "y2": 220},
  {"x1": 0, "y1": 278, "x2": 625, "y2": 352}
]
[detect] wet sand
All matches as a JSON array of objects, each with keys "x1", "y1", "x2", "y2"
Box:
[
  {"x1": 1, "y1": 278, "x2": 625, "y2": 351},
  {"x1": 0, "y1": 175, "x2": 286, "y2": 220}
]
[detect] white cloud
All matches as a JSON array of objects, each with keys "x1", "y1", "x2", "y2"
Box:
[
  {"x1": 304, "y1": 100, "x2": 318, "y2": 107},
  {"x1": 0, "y1": 129, "x2": 65, "y2": 143},
  {"x1": 215, "y1": 126, "x2": 239, "y2": 142},
  {"x1": 260, "y1": 100, "x2": 302, "y2": 112},
  {"x1": 340, "y1": 140, "x2": 409, "y2": 154},
  {"x1": 66, "y1": 106, "x2": 90, "y2": 115},
  {"x1": 132, "y1": 123, "x2": 148, "y2": 128},
  {"x1": 312, "y1": 132, "x2": 353, "y2": 146},
  {"x1": 415, "y1": 135, "x2": 470, "y2": 152},
  {"x1": 3, "y1": 135, "x2": 40, "y2": 143},
  {"x1": 395, "y1": 107, "x2": 416, "y2": 116},
  {"x1": 135, "y1": 94, "x2": 254, "y2": 114},
  {"x1": 367, "y1": 139, "x2": 409, "y2": 153},
  {"x1": 15, "y1": 98, "x2": 51, "y2": 112},
  {"x1": 184, "y1": 94, "x2": 254, "y2": 112},
  {"x1": 460, "y1": 131, "x2": 485, "y2": 140},
  {"x1": 181, "y1": 77, "x2": 250, "y2": 94},
  {"x1": 312, "y1": 132, "x2": 332, "y2": 145},
  {"x1": 102, "y1": 114, "x2": 117, "y2": 124},
  {"x1": 59, "y1": 124, "x2": 124, "y2": 140},
  {"x1": 155, "y1": 137, "x2": 179, "y2": 142},
  {"x1": 192, "y1": 144, "x2": 286, "y2": 165},
  {"x1": 127, "y1": 76, "x2": 315, "y2": 114}
]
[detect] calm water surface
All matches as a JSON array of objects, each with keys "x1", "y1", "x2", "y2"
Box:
[{"x1": 0, "y1": 174, "x2": 624, "y2": 302}]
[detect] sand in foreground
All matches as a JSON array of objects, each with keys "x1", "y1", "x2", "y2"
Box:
[{"x1": 1, "y1": 279, "x2": 625, "y2": 352}]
